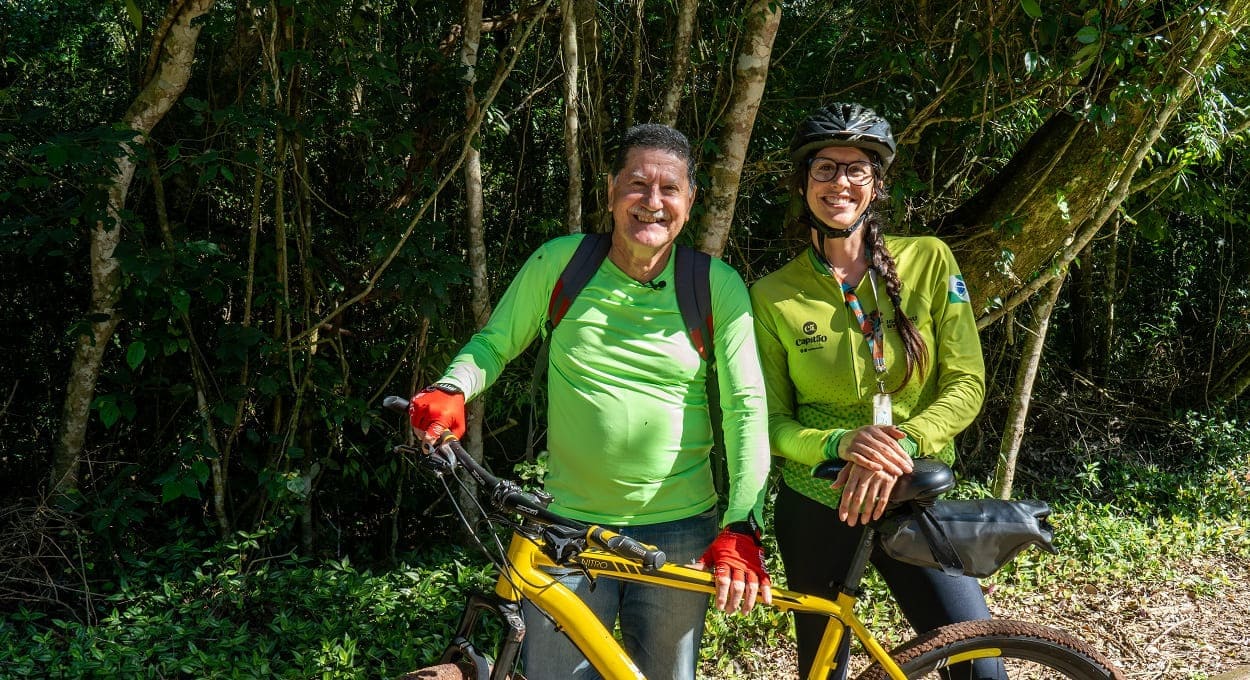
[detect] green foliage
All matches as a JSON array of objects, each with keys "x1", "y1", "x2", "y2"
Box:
[
  {"x1": 0, "y1": 539, "x2": 494, "y2": 679},
  {"x1": 2, "y1": 5, "x2": 1248, "y2": 671},
  {"x1": 973, "y1": 393, "x2": 1249, "y2": 524},
  {"x1": 990, "y1": 499, "x2": 1250, "y2": 594},
  {"x1": 4, "y1": 468, "x2": 1243, "y2": 678}
]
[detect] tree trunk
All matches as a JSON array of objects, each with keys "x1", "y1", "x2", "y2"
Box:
[
  {"x1": 624, "y1": 0, "x2": 645, "y2": 129},
  {"x1": 939, "y1": 0, "x2": 1249, "y2": 319},
  {"x1": 1068, "y1": 241, "x2": 1095, "y2": 374},
  {"x1": 697, "y1": 0, "x2": 780, "y2": 258},
  {"x1": 147, "y1": 154, "x2": 232, "y2": 536},
  {"x1": 657, "y1": 0, "x2": 697, "y2": 127},
  {"x1": 460, "y1": 0, "x2": 488, "y2": 537},
  {"x1": 50, "y1": 0, "x2": 217, "y2": 497},
  {"x1": 1097, "y1": 217, "x2": 1121, "y2": 377},
  {"x1": 560, "y1": 0, "x2": 582, "y2": 233},
  {"x1": 1212, "y1": 342, "x2": 1250, "y2": 402},
  {"x1": 576, "y1": 0, "x2": 607, "y2": 227},
  {"x1": 993, "y1": 271, "x2": 1066, "y2": 500},
  {"x1": 311, "y1": 0, "x2": 552, "y2": 335}
]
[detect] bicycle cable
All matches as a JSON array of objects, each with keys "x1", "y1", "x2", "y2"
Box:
[{"x1": 440, "y1": 464, "x2": 577, "y2": 594}]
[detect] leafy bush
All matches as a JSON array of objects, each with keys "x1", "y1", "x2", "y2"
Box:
[
  {"x1": 1008, "y1": 407, "x2": 1250, "y2": 520},
  {"x1": 3, "y1": 493, "x2": 1246, "y2": 679},
  {"x1": 0, "y1": 542, "x2": 494, "y2": 679}
]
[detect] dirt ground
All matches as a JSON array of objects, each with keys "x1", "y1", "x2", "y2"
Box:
[
  {"x1": 709, "y1": 550, "x2": 1250, "y2": 679},
  {"x1": 995, "y1": 553, "x2": 1250, "y2": 679}
]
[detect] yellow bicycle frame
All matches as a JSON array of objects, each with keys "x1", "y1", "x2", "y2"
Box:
[{"x1": 492, "y1": 532, "x2": 909, "y2": 680}]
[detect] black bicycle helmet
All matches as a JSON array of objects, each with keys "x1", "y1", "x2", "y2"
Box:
[{"x1": 789, "y1": 103, "x2": 896, "y2": 171}]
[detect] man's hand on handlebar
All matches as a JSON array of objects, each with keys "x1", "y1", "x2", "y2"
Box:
[
  {"x1": 409, "y1": 383, "x2": 467, "y2": 442},
  {"x1": 696, "y1": 524, "x2": 772, "y2": 615}
]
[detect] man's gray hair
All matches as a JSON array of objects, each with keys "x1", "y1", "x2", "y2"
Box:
[{"x1": 610, "y1": 124, "x2": 696, "y2": 186}]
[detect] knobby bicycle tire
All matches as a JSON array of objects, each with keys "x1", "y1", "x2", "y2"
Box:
[
  {"x1": 396, "y1": 662, "x2": 527, "y2": 680},
  {"x1": 854, "y1": 619, "x2": 1126, "y2": 680},
  {"x1": 397, "y1": 664, "x2": 473, "y2": 680}
]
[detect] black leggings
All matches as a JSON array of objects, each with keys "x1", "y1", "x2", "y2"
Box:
[{"x1": 775, "y1": 482, "x2": 1007, "y2": 680}]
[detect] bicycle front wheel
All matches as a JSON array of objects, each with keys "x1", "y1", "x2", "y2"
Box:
[
  {"x1": 855, "y1": 619, "x2": 1126, "y2": 680},
  {"x1": 397, "y1": 662, "x2": 527, "y2": 680},
  {"x1": 397, "y1": 663, "x2": 476, "y2": 680}
]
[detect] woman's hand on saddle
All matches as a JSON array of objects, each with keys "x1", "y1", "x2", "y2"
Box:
[
  {"x1": 835, "y1": 425, "x2": 913, "y2": 477},
  {"x1": 830, "y1": 426, "x2": 914, "y2": 526},
  {"x1": 831, "y1": 462, "x2": 899, "y2": 527}
]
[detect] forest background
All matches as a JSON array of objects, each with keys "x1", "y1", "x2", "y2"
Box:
[{"x1": 1, "y1": 0, "x2": 1248, "y2": 677}]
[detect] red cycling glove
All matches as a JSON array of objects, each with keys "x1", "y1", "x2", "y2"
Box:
[
  {"x1": 408, "y1": 384, "x2": 466, "y2": 439},
  {"x1": 698, "y1": 525, "x2": 772, "y2": 612}
]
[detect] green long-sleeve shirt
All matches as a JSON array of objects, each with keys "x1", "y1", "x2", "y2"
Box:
[
  {"x1": 749, "y1": 236, "x2": 985, "y2": 508},
  {"x1": 441, "y1": 234, "x2": 770, "y2": 527}
]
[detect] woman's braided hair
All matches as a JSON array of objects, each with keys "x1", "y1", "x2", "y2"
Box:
[{"x1": 861, "y1": 180, "x2": 928, "y2": 390}]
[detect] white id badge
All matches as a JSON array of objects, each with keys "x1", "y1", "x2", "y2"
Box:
[{"x1": 873, "y1": 392, "x2": 893, "y2": 426}]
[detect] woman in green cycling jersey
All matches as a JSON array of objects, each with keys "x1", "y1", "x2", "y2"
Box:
[{"x1": 750, "y1": 103, "x2": 1007, "y2": 680}]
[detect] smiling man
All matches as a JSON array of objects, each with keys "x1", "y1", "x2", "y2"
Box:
[{"x1": 407, "y1": 124, "x2": 772, "y2": 680}]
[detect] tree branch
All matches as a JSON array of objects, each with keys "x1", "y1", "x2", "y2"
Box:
[{"x1": 298, "y1": 0, "x2": 555, "y2": 346}]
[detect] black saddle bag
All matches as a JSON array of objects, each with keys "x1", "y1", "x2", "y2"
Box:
[{"x1": 876, "y1": 499, "x2": 1056, "y2": 578}]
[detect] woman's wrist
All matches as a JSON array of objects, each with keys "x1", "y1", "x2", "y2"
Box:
[
  {"x1": 897, "y1": 434, "x2": 919, "y2": 457},
  {"x1": 822, "y1": 429, "x2": 851, "y2": 460}
]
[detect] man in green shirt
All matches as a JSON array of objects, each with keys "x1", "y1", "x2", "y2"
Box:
[{"x1": 409, "y1": 124, "x2": 771, "y2": 680}]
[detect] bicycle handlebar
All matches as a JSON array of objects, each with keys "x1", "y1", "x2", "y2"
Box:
[
  {"x1": 587, "y1": 527, "x2": 665, "y2": 571},
  {"x1": 385, "y1": 395, "x2": 666, "y2": 570}
]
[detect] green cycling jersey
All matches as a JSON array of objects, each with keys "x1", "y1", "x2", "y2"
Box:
[
  {"x1": 749, "y1": 235, "x2": 985, "y2": 508},
  {"x1": 440, "y1": 234, "x2": 770, "y2": 527}
]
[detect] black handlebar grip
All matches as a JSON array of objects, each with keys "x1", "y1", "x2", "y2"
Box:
[
  {"x1": 382, "y1": 396, "x2": 410, "y2": 414},
  {"x1": 589, "y1": 527, "x2": 666, "y2": 571}
]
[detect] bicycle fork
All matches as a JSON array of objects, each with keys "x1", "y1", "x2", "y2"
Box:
[{"x1": 440, "y1": 592, "x2": 526, "y2": 680}]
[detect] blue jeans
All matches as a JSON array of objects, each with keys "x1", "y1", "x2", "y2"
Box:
[{"x1": 519, "y1": 508, "x2": 718, "y2": 680}]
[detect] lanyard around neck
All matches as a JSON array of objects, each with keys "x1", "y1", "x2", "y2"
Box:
[{"x1": 838, "y1": 268, "x2": 888, "y2": 395}]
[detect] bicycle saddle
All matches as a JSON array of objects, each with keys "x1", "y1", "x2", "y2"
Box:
[{"x1": 811, "y1": 458, "x2": 956, "y2": 505}]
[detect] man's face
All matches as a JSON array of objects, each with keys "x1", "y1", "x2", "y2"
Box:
[{"x1": 607, "y1": 147, "x2": 696, "y2": 256}]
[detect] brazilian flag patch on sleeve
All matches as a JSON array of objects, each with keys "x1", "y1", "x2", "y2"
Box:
[{"x1": 948, "y1": 275, "x2": 970, "y2": 303}]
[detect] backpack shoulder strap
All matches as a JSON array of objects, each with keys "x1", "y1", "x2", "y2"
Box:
[
  {"x1": 547, "y1": 232, "x2": 612, "y2": 330},
  {"x1": 528, "y1": 233, "x2": 611, "y2": 460},
  {"x1": 674, "y1": 245, "x2": 714, "y2": 363}
]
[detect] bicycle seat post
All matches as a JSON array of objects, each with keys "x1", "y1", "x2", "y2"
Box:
[{"x1": 837, "y1": 524, "x2": 877, "y2": 597}]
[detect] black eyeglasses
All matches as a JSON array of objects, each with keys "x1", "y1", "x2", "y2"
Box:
[{"x1": 807, "y1": 158, "x2": 875, "y2": 186}]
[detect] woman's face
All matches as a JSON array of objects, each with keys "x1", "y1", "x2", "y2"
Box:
[{"x1": 803, "y1": 146, "x2": 876, "y2": 230}]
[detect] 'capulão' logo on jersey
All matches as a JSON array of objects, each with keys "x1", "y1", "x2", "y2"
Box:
[{"x1": 796, "y1": 320, "x2": 828, "y2": 353}]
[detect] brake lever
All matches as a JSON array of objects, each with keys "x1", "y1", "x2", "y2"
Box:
[
  {"x1": 540, "y1": 524, "x2": 596, "y2": 589},
  {"x1": 392, "y1": 442, "x2": 457, "y2": 477},
  {"x1": 540, "y1": 524, "x2": 587, "y2": 564},
  {"x1": 424, "y1": 439, "x2": 458, "y2": 476}
]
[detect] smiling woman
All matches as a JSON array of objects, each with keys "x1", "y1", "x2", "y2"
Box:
[{"x1": 750, "y1": 102, "x2": 1002, "y2": 680}]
